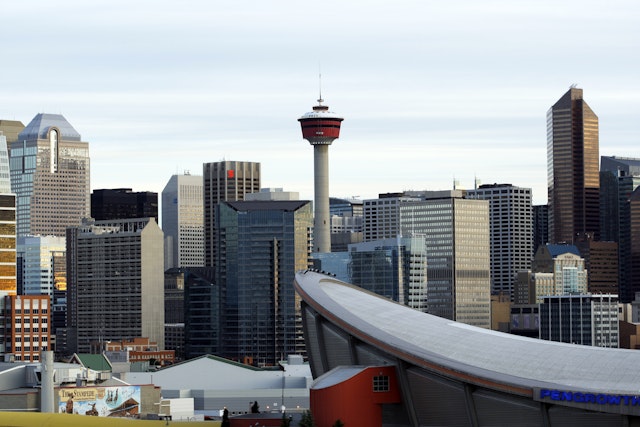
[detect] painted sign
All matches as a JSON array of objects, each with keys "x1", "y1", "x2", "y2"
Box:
[{"x1": 58, "y1": 386, "x2": 141, "y2": 417}]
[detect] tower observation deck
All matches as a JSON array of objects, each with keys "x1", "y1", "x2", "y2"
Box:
[{"x1": 299, "y1": 98, "x2": 344, "y2": 253}]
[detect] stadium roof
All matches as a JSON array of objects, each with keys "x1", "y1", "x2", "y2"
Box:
[{"x1": 295, "y1": 270, "x2": 640, "y2": 396}]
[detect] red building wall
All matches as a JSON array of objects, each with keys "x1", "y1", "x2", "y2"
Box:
[{"x1": 310, "y1": 366, "x2": 401, "y2": 427}]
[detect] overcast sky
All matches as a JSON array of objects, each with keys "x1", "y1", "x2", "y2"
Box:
[{"x1": 2, "y1": 1, "x2": 639, "y2": 205}]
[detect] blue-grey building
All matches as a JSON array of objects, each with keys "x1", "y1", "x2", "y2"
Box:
[{"x1": 216, "y1": 200, "x2": 312, "y2": 366}]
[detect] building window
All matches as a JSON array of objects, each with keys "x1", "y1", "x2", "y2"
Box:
[{"x1": 373, "y1": 375, "x2": 389, "y2": 392}]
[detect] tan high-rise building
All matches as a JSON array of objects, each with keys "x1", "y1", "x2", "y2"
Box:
[
  {"x1": 547, "y1": 88, "x2": 599, "y2": 244},
  {"x1": 10, "y1": 113, "x2": 90, "y2": 238}
]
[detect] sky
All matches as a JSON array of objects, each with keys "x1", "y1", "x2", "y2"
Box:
[{"x1": 1, "y1": 1, "x2": 639, "y2": 206}]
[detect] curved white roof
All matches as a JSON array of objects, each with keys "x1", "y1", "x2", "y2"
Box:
[{"x1": 295, "y1": 271, "x2": 640, "y2": 395}]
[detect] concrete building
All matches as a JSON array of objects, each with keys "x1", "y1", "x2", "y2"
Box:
[
  {"x1": 540, "y1": 294, "x2": 619, "y2": 348},
  {"x1": 362, "y1": 195, "x2": 419, "y2": 242},
  {"x1": 161, "y1": 173, "x2": 204, "y2": 269},
  {"x1": 547, "y1": 87, "x2": 600, "y2": 244},
  {"x1": 515, "y1": 244, "x2": 588, "y2": 304},
  {"x1": 10, "y1": 113, "x2": 90, "y2": 238},
  {"x1": 203, "y1": 160, "x2": 260, "y2": 267},
  {"x1": 329, "y1": 197, "x2": 363, "y2": 252},
  {"x1": 296, "y1": 270, "x2": 640, "y2": 426},
  {"x1": 216, "y1": 200, "x2": 313, "y2": 365},
  {"x1": 66, "y1": 218, "x2": 164, "y2": 354},
  {"x1": 467, "y1": 183, "x2": 532, "y2": 299},
  {"x1": 91, "y1": 188, "x2": 158, "y2": 223}
]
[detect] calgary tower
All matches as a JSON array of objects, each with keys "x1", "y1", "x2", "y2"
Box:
[{"x1": 298, "y1": 91, "x2": 344, "y2": 253}]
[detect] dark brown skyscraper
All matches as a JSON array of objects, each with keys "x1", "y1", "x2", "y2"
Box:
[
  {"x1": 203, "y1": 161, "x2": 260, "y2": 267},
  {"x1": 547, "y1": 87, "x2": 599, "y2": 244}
]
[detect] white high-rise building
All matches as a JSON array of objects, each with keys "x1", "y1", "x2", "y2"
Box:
[
  {"x1": 162, "y1": 173, "x2": 204, "y2": 268},
  {"x1": 467, "y1": 184, "x2": 532, "y2": 300}
]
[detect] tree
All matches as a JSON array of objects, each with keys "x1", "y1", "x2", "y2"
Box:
[{"x1": 299, "y1": 410, "x2": 315, "y2": 427}]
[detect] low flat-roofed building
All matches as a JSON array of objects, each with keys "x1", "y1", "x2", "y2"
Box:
[{"x1": 122, "y1": 354, "x2": 311, "y2": 416}]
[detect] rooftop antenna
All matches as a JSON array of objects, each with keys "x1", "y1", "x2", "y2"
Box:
[{"x1": 570, "y1": 83, "x2": 578, "y2": 89}]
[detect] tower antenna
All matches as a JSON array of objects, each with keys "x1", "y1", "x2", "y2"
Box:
[{"x1": 318, "y1": 64, "x2": 323, "y2": 105}]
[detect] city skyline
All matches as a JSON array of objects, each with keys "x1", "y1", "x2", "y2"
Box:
[{"x1": 1, "y1": 1, "x2": 639, "y2": 205}]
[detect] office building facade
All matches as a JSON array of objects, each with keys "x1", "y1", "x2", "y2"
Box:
[
  {"x1": 515, "y1": 244, "x2": 588, "y2": 304},
  {"x1": 600, "y1": 156, "x2": 640, "y2": 302},
  {"x1": 66, "y1": 218, "x2": 164, "y2": 354},
  {"x1": 91, "y1": 188, "x2": 158, "y2": 222},
  {"x1": 540, "y1": 294, "x2": 619, "y2": 347},
  {"x1": 203, "y1": 161, "x2": 260, "y2": 267},
  {"x1": 362, "y1": 191, "x2": 491, "y2": 328},
  {"x1": 348, "y1": 236, "x2": 428, "y2": 312},
  {"x1": 216, "y1": 200, "x2": 312, "y2": 365},
  {"x1": 467, "y1": 184, "x2": 532, "y2": 299},
  {"x1": 533, "y1": 204, "x2": 549, "y2": 256},
  {"x1": 10, "y1": 113, "x2": 90, "y2": 238},
  {"x1": 161, "y1": 174, "x2": 204, "y2": 269},
  {"x1": 17, "y1": 236, "x2": 66, "y2": 296},
  {"x1": 2, "y1": 295, "x2": 51, "y2": 362},
  {"x1": 181, "y1": 267, "x2": 219, "y2": 360},
  {"x1": 547, "y1": 88, "x2": 599, "y2": 244}
]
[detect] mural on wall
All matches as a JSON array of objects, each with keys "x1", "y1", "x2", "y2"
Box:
[{"x1": 58, "y1": 386, "x2": 141, "y2": 417}]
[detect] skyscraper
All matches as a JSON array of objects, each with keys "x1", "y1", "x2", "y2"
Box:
[
  {"x1": 467, "y1": 184, "x2": 532, "y2": 299},
  {"x1": 363, "y1": 190, "x2": 491, "y2": 328},
  {"x1": 161, "y1": 173, "x2": 204, "y2": 268},
  {"x1": 299, "y1": 97, "x2": 344, "y2": 253},
  {"x1": 216, "y1": 199, "x2": 313, "y2": 365},
  {"x1": 66, "y1": 218, "x2": 164, "y2": 353},
  {"x1": 203, "y1": 161, "x2": 260, "y2": 267},
  {"x1": 547, "y1": 88, "x2": 599, "y2": 244},
  {"x1": 600, "y1": 156, "x2": 640, "y2": 302},
  {"x1": 10, "y1": 113, "x2": 90, "y2": 238},
  {"x1": 17, "y1": 236, "x2": 65, "y2": 296}
]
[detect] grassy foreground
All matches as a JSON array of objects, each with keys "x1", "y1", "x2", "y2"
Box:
[{"x1": 0, "y1": 412, "x2": 220, "y2": 426}]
